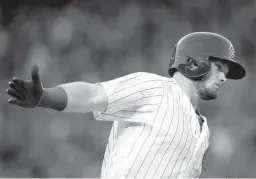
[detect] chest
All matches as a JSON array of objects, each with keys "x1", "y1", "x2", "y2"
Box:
[{"x1": 148, "y1": 87, "x2": 203, "y2": 138}]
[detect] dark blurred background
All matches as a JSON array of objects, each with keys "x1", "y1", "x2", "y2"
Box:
[{"x1": 0, "y1": 0, "x2": 255, "y2": 177}]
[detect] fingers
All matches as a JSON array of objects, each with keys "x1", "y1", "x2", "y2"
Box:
[
  {"x1": 6, "y1": 88, "x2": 25, "y2": 100},
  {"x1": 8, "y1": 81, "x2": 25, "y2": 94},
  {"x1": 8, "y1": 81, "x2": 18, "y2": 91},
  {"x1": 31, "y1": 64, "x2": 41, "y2": 86},
  {"x1": 8, "y1": 99, "x2": 25, "y2": 106},
  {"x1": 12, "y1": 77, "x2": 26, "y2": 90}
]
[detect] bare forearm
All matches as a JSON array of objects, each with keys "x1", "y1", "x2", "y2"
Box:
[{"x1": 38, "y1": 82, "x2": 107, "y2": 113}]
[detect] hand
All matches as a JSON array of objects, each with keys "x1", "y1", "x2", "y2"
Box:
[{"x1": 6, "y1": 64, "x2": 43, "y2": 108}]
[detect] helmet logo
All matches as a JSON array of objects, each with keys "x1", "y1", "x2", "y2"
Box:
[
  {"x1": 229, "y1": 46, "x2": 235, "y2": 59},
  {"x1": 187, "y1": 57, "x2": 198, "y2": 71}
]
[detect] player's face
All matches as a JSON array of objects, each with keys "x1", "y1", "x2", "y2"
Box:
[{"x1": 194, "y1": 61, "x2": 229, "y2": 100}]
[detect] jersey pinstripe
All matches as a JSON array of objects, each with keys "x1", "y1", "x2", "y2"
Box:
[{"x1": 93, "y1": 72, "x2": 210, "y2": 178}]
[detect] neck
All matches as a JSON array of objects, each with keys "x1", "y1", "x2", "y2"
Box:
[{"x1": 172, "y1": 72, "x2": 199, "y2": 110}]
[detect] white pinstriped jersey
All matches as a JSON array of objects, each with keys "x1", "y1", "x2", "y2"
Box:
[{"x1": 93, "y1": 72, "x2": 210, "y2": 178}]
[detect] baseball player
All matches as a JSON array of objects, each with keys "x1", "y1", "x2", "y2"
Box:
[{"x1": 6, "y1": 32, "x2": 246, "y2": 178}]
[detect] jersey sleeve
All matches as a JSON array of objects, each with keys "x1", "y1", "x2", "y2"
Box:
[{"x1": 92, "y1": 72, "x2": 164, "y2": 122}]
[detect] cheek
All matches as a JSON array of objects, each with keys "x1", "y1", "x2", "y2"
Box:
[
  {"x1": 203, "y1": 67, "x2": 217, "y2": 86},
  {"x1": 204, "y1": 78, "x2": 217, "y2": 88}
]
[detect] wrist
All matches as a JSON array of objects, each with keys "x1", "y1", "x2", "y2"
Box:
[
  {"x1": 37, "y1": 90, "x2": 47, "y2": 107},
  {"x1": 38, "y1": 87, "x2": 68, "y2": 111}
]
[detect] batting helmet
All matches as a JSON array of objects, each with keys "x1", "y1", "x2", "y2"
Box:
[{"x1": 168, "y1": 32, "x2": 246, "y2": 80}]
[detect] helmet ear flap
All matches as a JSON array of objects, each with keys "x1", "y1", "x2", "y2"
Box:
[{"x1": 178, "y1": 56, "x2": 211, "y2": 80}]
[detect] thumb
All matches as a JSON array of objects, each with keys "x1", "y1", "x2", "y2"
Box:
[{"x1": 31, "y1": 64, "x2": 41, "y2": 85}]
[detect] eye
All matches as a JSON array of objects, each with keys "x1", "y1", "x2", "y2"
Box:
[{"x1": 216, "y1": 63, "x2": 228, "y2": 75}]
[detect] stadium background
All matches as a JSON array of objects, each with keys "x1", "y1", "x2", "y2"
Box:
[{"x1": 0, "y1": 0, "x2": 255, "y2": 177}]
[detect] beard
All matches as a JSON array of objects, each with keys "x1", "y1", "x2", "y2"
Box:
[
  {"x1": 198, "y1": 88, "x2": 218, "y2": 100},
  {"x1": 194, "y1": 81, "x2": 219, "y2": 100}
]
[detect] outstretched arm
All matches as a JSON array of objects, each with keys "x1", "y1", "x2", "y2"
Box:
[{"x1": 6, "y1": 64, "x2": 108, "y2": 113}]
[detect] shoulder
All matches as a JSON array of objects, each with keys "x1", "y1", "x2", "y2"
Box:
[
  {"x1": 98, "y1": 72, "x2": 167, "y2": 96},
  {"x1": 118, "y1": 72, "x2": 166, "y2": 82},
  {"x1": 124, "y1": 73, "x2": 179, "y2": 94},
  {"x1": 104, "y1": 72, "x2": 168, "y2": 87},
  {"x1": 120, "y1": 72, "x2": 171, "y2": 88},
  {"x1": 114, "y1": 72, "x2": 165, "y2": 90},
  {"x1": 101, "y1": 72, "x2": 171, "y2": 84}
]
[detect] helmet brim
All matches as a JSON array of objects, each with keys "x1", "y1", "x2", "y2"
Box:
[{"x1": 213, "y1": 57, "x2": 246, "y2": 80}]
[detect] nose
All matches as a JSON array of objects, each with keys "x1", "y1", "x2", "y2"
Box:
[{"x1": 219, "y1": 72, "x2": 227, "y2": 83}]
